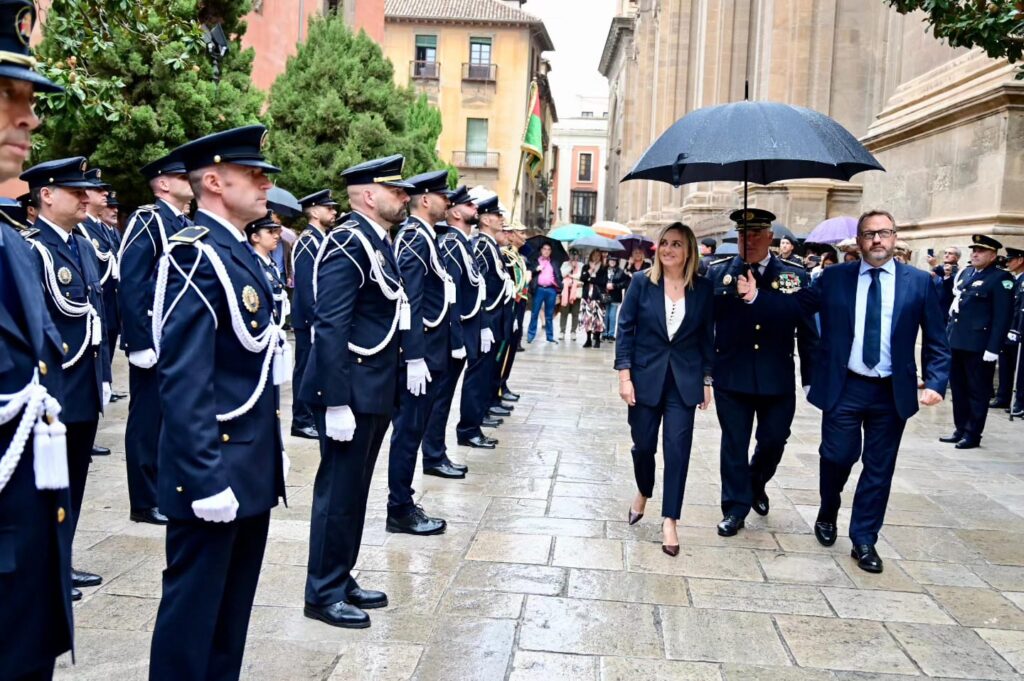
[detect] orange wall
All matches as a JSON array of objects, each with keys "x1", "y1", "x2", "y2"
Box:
[
  {"x1": 570, "y1": 145, "x2": 600, "y2": 192},
  {"x1": 243, "y1": 1, "x2": 321, "y2": 92}
]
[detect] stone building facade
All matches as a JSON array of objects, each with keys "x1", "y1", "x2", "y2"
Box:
[{"x1": 600, "y1": 0, "x2": 1024, "y2": 256}]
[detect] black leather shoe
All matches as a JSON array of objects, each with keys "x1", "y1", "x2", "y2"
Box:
[
  {"x1": 814, "y1": 521, "x2": 838, "y2": 546},
  {"x1": 109, "y1": 392, "x2": 126, "y2": 403},
  {"x1": 481, "y1": 435, "x2": 499, "y2": 445},
  {"x1": 989, "y1": 398, "x2": 1010, "y2": 409},
  {"x1": 458, "y1": 436, "x2": 496, "y2": 449},
  {"x1": 290, "y1": 425, "x2": 319, "y2": 439},
  {"x1": 752, "y1": 491, "x2": 770, "y2": 516},
  {"x1": 481, "y1": 417, "x2": 503, "y2": 427},
  {"x1": 517, "y1": 345, "x2": 525, "y2": 351},
  {"x1": 71, "y1": 569, "x2": 102, "y2": 588},
  {"x1": 304, "y1": 601, "x2": 370, "y2": 628},
  {"x1": 91, "y1": 446, "x2": 110, "y2": 457},
  {"x1": 71, "y1": 587, "x2": 82, "y2": 602},
  {"x1": 489, "y1": 406, "x2": 512, "y2": 417},
  {"x1": 444, "y1": 459, "x2": 469, "y2": 473},
  {"x1": 717, "y1": 515, "x2": 745, "y2": 537},
  {"x1": 504, "y1": 391, "x2": 521, "y2": 401},
  {"x1": 347, "y1": 587, "x2": 388, "y2": 609},
  {"x1": 955, "y1": 438, "x2": 980, "y2": 449},
  {"x1": 423, "y1": 462, "x2": 466, "y2": 479},
  {"x1": 499, "y1": 402, "x2": 515, "y2": 411},
  {"x1": 1012, "y1": 407, "x2": 1024, "y2": 418},
  {"x1": 851, "y1": 544, "x2": 884, "y2": 573},
  {"x1": 938, "y1": 433, "x2": 962, "y2": 443},
  {"x1": 386, "y1": 506, "x2": 447, "y2": 536},
  {"x1": 130, "y1": 508, "x2": 168, "y2": 525}
]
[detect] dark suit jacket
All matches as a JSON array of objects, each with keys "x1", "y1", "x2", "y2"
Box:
[
  {"x1": 947, "y1": 264, "x2": 1014, "y2": 354},
  {"x1": 395, "y1": 217, "x2": 452, "y2": 373},
  {"x1": 473, "y1": 232, "x2": 507, "y2": 340},
  {"x1": 0, "y1": 222, "x2": 74, "y2": 677},
  {"x1": 438, "y1": 226, "x2": 480, "y2": 360},
  {"x1": 290, "y1": 226, "x2": 325, "y2": 330},
  {"x1": 614, "y1": 272, "x2": 714, "y2": 408},
  {"x1": 780, "y1": 260, "x2": 950, "y2": 421},
  {"x1": 156, "y1": 211, "x2": 285, "y2": 519}
]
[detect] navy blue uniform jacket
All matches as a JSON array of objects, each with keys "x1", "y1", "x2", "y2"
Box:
[
  {"x1": 439, "y1": 226, "x2": 481, "y2": 361},
  {"x1": 395, "y1": 216, "x2": 452, "y2": 373},
  {"x1": 614, "y1": 272, "x2": 714, "y2": 408},
  {"x1": 947, "y1": 265, "x2": 1014, "y2": 354},
  {"x1": 290, "y1": 226, "x2": 324, "y2": 331}
]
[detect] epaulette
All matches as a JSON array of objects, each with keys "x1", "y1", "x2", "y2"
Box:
[
  {"x1": 169, "y1": 226, "x2": 209, "y2": 244},
  {"x1": 708, "y1": 256, "x2": 733, "y2": 267},
  {"x1": 135, "y1": 204, "x2": 158, "y2": 212},
  {"x1": 781, "y1": 257, "x2": 807, "y2": 269},
  {"x1": 21, "y1": 227, "x2": 40, "y2": 240},
  {"x1": 331, "y1": 219, "x2": 359, "y2": 232}
]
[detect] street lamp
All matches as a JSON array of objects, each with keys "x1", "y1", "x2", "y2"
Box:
[{"x1": 202, "y1": 23, "x2": 229, "y2": 85}]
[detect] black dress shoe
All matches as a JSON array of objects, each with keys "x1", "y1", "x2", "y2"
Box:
[
  {"x1": 458, "y1": 435, "x2": 497, "y2": 449},
  {"x1": 481, "y1": 435, "x2": 499, "y2": 445},
  {"x1": 303, "y1": 601, "x2": 370, "y2": 628},
  {"x1": 851, "y1": 544, "x2": 884, "y2": 573},
  {"x1": 91, "y1": 446, "x2": 110, "y2": 457},
  {"x1": 444, "y1": 459, "x2": 469, "y2": 473},
  {"x1": 955, "y1": 438, "x2": 980, "y2": 449},
  {"x1": 71, "y1": 569, "x2": 102, "y2": 588},
  {"x1": 347, "y1": 587, "x2": 388, "y2": 609},
  {"x1": 499, "y1": 402, "x2": 515, "y2": 411},
  {"x1": 290, "y1": 424, "x2": 319, "y2": 439},
  {"x1": 1012, "y1": 407, "x2": 1024, "y2": 418},
  {"x1": 489, "y1": 406, "x2": 512, "y2": 417},
  {"x1": 503, "y1": 391, "x2": 521, "y2": 401},
  {"x1": 108, "y1": 393, "x2": 125, "y2": 403},
  {"x1": 716, "y1": 515, "x2": 745, "y2": 537},
  {"x1": 130, "y1": 507, "x2": 169, "y2": 525},
  {"x1": 386, "y1": 506, "x2": 447, "y2": 536},
  {"x1": 517, "y1": 345, "x2": 525, "y2": 352},
  {"x1": 71, "y1": 587, "x2": 82, "y2": 602},
  {"x1": 989, "y1": 398, "x2": 1010, "y2": 409},
  {"x1": 423, "y1": 462, "x2": 466, "y2": 479},
  {"x1": 752, "y1": 491, "x2": 770, "y2": 516},
  {"x1": 938, "y1": 433, "x2": 963, "y2": 443},
  {"x1": 814, "y1": 521, "x2": 837, "y2": 546},
  {"x1": 481, "y1": 417, "x2": 503, "y2": 427}
]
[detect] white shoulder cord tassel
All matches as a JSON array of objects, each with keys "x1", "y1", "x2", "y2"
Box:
[{"x1": 0, "y1": 370, "x2": 68, "y2": 493}]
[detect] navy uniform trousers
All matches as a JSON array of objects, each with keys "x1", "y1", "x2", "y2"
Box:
[
  {"x1": 457, "y1": 347, "x2": 498, "y2": 440},
  {"x1": 995, "y1": 341, "x2": 1019, "y2": 406},
  {"x1": 305, "y1": 408, "x2": 390, "y2": 606},
  {"x1": 290, "y1": 327, "x2": 315, "y2": 431},
  {"x1": 125, "y1": 364, "x2": 159, "y2": 510},
  {"x1": 627, "y1": 372, "x2": 696, "y2": 520},
  {"x1": 950, "y1": 349, "x2": 996, "y2": 442},
  {"x1": 714, "y1": 388, "x2": 795, "y2": 519},
  {"x1": 388, "y1": 363, "x2": 448, "y2": 517},
  {"x1": 422, "y1": 355, "x2": 466, "y2": 462},
  {"x1": 817, "y1": 373, "x2": 907, "y2": 546}
]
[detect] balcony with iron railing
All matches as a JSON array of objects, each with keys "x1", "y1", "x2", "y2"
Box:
[
  {"x1": 410, "y1": 60, "x2": 440, "y2": 80},
  {"x1": 452, "y1": 151, "x2": 500, "y2": 170},
  {"x1": 462, "y1": 62, "x2": 497, "y2": 83}
]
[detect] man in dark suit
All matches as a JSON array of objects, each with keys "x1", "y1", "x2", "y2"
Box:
[
  {"x1": 300, "y1": 155, "x2": 412, "y2": 629},
  {"x1": 147, "y1": 126, "x2": 287, "y2": 681},
  {"x1": 22, "y1": 157, "x2": 113, "y2": 599},
  {"x1": 117, "y1": 151, "x2": 193, "y2": 527},
  {"x1": 941, "y1": 234, "x2": 1014, "y2": 448},
  {"x1": 738, "y1": 210, "x2": 950, "y2": 574},
  {"x1": 290, "y1": 189, "x2": 338, "y2": 440},
  {"x1": 992, "y1": 247, "x2": 1024, "y2": 411},
  {"x1": 0, "y1": 9, "x2": 75, "y2": 674},
  {"x1": 707, "y1": 208, "x2": 818, "y2": 537}
]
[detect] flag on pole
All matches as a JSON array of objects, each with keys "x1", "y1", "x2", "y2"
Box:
[{"x1": 521, "y1": 80, "x2": 544, "y2": 178}]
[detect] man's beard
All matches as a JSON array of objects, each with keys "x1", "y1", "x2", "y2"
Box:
[{"x1": 380, "y1": 204, "x2": 407, "y2": 225}]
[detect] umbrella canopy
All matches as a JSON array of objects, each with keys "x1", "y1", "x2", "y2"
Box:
[
  {"x1": 267, "y1": 186, "x2": 303, "y2": 220},
  {"x1": 571, "y1": 235, "x2": 627, "y2": 252},
  {"x1": 621, "y1": 100, "x2": 884, "y2": 188},
  {"x1": 723, "y1": 223, "x2": 801, "y2": 244},
  {"x1": 717, "y1": 242, "x2": 739, "y2": 256},
  {"x1": 548, "y1": 223, "x2": 596, "y2": 242},
  {"x1": 524, "y1": 235, "x2": 569, "y2": 265},
  {"x1": 592, "y1": 220, "x2": 631, "y2": 238},
  {"x1": 616, "y1": 234, "x2": 655, "y2": 257},
  {"x1": 806, "y1": 216, "x2": 858, "y2": 245}
]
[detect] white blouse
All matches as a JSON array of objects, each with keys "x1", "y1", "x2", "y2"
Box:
[{"x1": 665, "y1": 293, "x2": 686, "y2": 339}]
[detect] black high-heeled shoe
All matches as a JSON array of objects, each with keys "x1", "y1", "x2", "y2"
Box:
[
  {"x1": 661, "y1": 520, "x2": 679, "y2": 557},
  {"x1": 628, "y1": 507, "x2": 644, "y2": 525}
]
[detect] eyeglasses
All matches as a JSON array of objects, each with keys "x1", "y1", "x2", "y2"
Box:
[{"x1": 858, "y1": 229, "x2": 895, "y2": 241}]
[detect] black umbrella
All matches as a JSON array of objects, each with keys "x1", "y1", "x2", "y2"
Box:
[
  {"x1": 621, "y1": 99, "x2": 883, "y2": 214},
  {"x1": 723, "y1": 223, "x2": 801, "y2": 245},
  {"x1": 525, "y1": 235, "x2": 568, "y2": 266}
]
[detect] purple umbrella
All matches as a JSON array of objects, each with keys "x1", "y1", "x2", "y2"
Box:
[
  {"x1": 806, "y1": 216, "x2": 857, "y2": 245},
  {"x1": 616, "y1": 234, "x2": 655, "y2": 257}
]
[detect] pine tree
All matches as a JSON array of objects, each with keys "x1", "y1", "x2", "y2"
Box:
[{"x1": 34, "y1": 0, "x2": 265, "y2": 208}]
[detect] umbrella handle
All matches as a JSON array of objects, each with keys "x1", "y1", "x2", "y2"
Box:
[{"x1": 671, "y1": 153, "x2": 687, "y2": 187}]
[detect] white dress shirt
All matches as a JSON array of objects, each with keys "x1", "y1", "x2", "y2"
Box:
[
  {"x1": 38, "y1": 216, "x2": 72, "y2": 243},
  {"x1": 665, "y1": 293, "x2": 686, "y2": 339},
  {"x1": 848, "y1": 258, "x2": 896, "y2": 378},
  {"x1": 352, "y1": 210, "x2": 389, "y2": 242},
  {"x1": 197, "y1": 209, "x2": 247, "y2": 243}
]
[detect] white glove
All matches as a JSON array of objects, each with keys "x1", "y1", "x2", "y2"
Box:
[
  {"x1": 192, "y1": 487, "x2": 239, "y2": 523},
  {"x1": 983, "y1": 351, "x2": 999, "y2": 362},
  {"x1": 514, "y1": 319, "x2": 519, "y2": 333},
  {"x1": 128, "y1": 349, "x2": 158, "y2": 369},
  {"x1": 406, "y1": 358, "x2": 432, "y2": 397},
  {"x1": 803, "y1": 385, "x2": 811, "y2": 397},
  {"x1": 481, "y1": 328, "x2": 494, "y2": 354},
  {"x1": 451, "y1": 346, "x2": 467, "y2": 360},
  {"x1": 102, "y1": 382, "x2": 111, "y2": 407},
  {"x1": 325, "y1": 405, "x2": 357, "y2": 442},
  {"x1": 1009, "y1": 330, "x2": 1020, "y2": 343},
  {"x1": 282, "y1": 449, "x2": 290, "y2": 483}
]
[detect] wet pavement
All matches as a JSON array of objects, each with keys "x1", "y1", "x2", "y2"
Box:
[{"x1": 57, "y1": 333, "x2": 1024, "y2": 680}]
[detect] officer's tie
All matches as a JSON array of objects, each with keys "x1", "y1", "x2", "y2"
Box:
[
  {"x1": 67, "y1": 232, "x2": 84, "y2": 272},
  {"x1": 863, "y1": 268, "x2": 881, "y2": 369}
]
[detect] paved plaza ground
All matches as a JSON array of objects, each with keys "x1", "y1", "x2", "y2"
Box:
[{"x1": 56, "y1": 335, "x2": 1024, "y2": 680}]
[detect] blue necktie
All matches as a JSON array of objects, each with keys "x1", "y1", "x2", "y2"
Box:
[
  {"x1": 67, "y1": 233, "x2": 83, "y2": 271},
  {"x1": 863, "y1": 268, "x2": 881, "y2": 369}
]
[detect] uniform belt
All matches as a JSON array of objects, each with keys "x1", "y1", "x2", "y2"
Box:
[{"x1": 847, "y1": 370, "x2": 891, "y2": 385}]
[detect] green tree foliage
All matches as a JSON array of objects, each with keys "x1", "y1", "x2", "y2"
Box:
[
  {"x1": 265, "y1": 12, "x2": 452, "y2": 207},
  {"x1": 34, "y1": 0, "x2": 264, "y2": 208},
  {"x1": 887, "y1": 1, "x2": 1024, "y2": 76}
]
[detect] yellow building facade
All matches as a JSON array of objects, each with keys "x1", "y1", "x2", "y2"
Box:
[{"x1": 382, "y1": 0, "x2": 555, "y2": 227}]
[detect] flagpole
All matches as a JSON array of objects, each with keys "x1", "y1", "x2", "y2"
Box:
[{"x1": 511, "y1": 79, "x2": 539, "y2": 224}]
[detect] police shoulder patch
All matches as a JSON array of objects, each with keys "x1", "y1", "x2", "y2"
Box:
[{"x1": 169, "y1": 226, "x2": 210, "y2": 244}]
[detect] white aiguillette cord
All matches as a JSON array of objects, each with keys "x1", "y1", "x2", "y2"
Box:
[
  {"x1": 0, "y1": 370, "x2": 68, "y2": 493},
  {"x1": 30, "y1": 240, "x2": 102, "y2": 369}
]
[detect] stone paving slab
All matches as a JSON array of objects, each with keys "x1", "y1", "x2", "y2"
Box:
[{"x1": 54, "y1": 340, "x2": 1024, "y2": 679}]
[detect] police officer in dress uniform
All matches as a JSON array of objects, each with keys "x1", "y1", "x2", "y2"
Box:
[
  {"x1": 147, "y1": 126, "x2": 288, "y2": 681},
  {"x1": 78, "y1": 168, "x2": 121, "y2": 361},
  {"x1": 245, "y1": 212, "x2": 289, "y2": 323},
  {"x1": 1, "y1": 195, "x2": 30, "y2": 228},
  {"x1": 992, "y1": 247, "x2": 1024, "y2": 411},
  {"x1": 290, "y1": 189, "x2": 338, "y2": 440},
  {"x1": 487, "y1": 219, "x2": 517, "y2": 417},
  {"x1": 300, "y1": 155, "x2": 412, "y2": 629},
  {"x1": 386, "y1": 170, "x2": 468, "y2": 537},
  {"x1": 21, "y1": 157, "x2": 113, "y2": 600},
  {"x1": 117, "y1": 151, "x2": 193, "y2": 527},
  {"x1": 940, "y1": 234, "x2": 1014, "y2": 449},
  {"x1": 706, "y1": 208, "x2": 818, "y2": 537},
  {"x1": 498, "y1": 223, "x2": 528, "y2": 402},
  {"x1": 423, "y1": 187, "x2": 494, "y2": 454},
  {"x1": 0, "y1": 6, "x2": 75, "y2": 675},
  {"x1": 1006, "y1": 248, "x2": 1024, "y2": 418}
]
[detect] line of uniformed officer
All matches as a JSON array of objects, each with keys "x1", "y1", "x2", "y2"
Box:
[{"x1": 992, "y1": 246, "x2": 1024, "y2": 418}]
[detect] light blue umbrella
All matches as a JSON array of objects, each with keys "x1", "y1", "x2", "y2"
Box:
[
  {"x1": 571, "y1": 235, "x2": 627, "y2": 252},
  {"x1": 549, "y1": 224, "x2": 596, "y2": 242}
]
